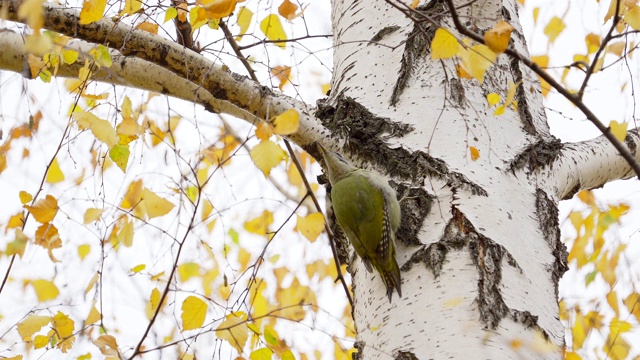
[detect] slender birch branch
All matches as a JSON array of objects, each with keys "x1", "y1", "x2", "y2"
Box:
[{"x1": 549, "y1": 130, "x2": 640, "y2": 199}]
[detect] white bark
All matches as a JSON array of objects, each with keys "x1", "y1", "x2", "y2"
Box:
[
  {"x1": 329, "y1": 0, "x2": 564, "y2": 358},
  {"x1": 547, "y1": 132, "x2": 640, "y2": 200}
]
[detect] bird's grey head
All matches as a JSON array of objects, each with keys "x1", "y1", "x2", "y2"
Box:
[{"x1": 317, "y1": 143, "x2": 357, "y2": 184}]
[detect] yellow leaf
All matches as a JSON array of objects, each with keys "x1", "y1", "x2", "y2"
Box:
[
  {"x1": 296, "y1": 213, "x2": 325, "y2": 242},
  {"x1": 146, "y1": 288, "x2": 163, "y2": 320},
  {"x1": 607, "y1": 291, "x2": 620, "y2": 317},
  {"x1": 77, "y1": 244, "x2": 91, "y2": 260},
  {"x1": 270, "y1": 109, "x2": 299, "y2": 135},
  {"x1": 17, "y1": 315, "x2": 51, "y2": 341},
  {"x1": 19, "y1": 190, "x2": 33, "y2": 204},
  {"x1": 73, "y1": 111, "x2": 118, "y2": 149},
  {"x1": 109, "y1": 143, "x2": 130, "y2": 172},
  {"x1": 260, "y1": 14, "x2": 287, "y2": 49},
  {"x1": 131, "y1": 264, "x2": 146, "y2": 273},
  {"x1": 610, "y1": 319, "x2": 632, "y2": 333},
  {"x1": 86, "y1": 301, "x2": 101, "y2": 325},
  {"x1": 85, "y1": 272, "x2": 99, "y2": 295},
  {"x1": 610, "y1": 120, "x2": 628, "y2": 142},
  {"x1": 202, "y1": 199, "x2": 214, "y2": 221},
  {"x1": 272, "y1": 65, "x2": 292, "y2": 91},
  {"x1": 34, "y1": 223, "x2": 62, "y2": 262},
  {"x1": 604, "y1": 333, "x2": 629, "y2": 360},
  {"x1": 164, "y1": 7, "x2": 178, "y2": 23},
  {"x1": 189, "y1": 6, "x2": 209, "y2": 31},
  {"x1": 565, "y1": 352, "x2": 581, "y2": 360},
  {"x1": 255, "y1": 122, "x2": 275, "y2": 141},
  {"x1": 625, "y1": 5, "x2": 640, "y2": 30},
  {"x1": 137, "y1": 21, "x2": 159, "y2": 34},
  {"x1": 607, "y1": 42, "x2": 626, "y2": 56},
  {"x1": 484, "y1": 20, "x2": 514, "y2": 53},
  {"x1": 119, "y1": 219, "x2": 134, "y2": 247},
  {"x1": 51, "y1": 311, "x2": 75, "y2": 353},
  {"x1": 79, "y1": 0, "x2": 107, "y2": 24},
  {"x1": 18, "y1": 0, "x2": 44, "y2": 32},
  {"x1": 31, "y1": 279, "x2": 59, "y2": 301},
  {"x1": 181, "y1": 296, "x2": 208, "y2": 331},
  {"x1": 572, "y1": 312, "x2": 587, "y2": 349},
  {"x1": 244, "y1": 210, "x2": 274, "y2": 235},
  {"x1": 178, "y1": 262, "x2": 201, "y2": 282},
  {"x1": 120, "y1": 0, "x2": 142, "y2": 16},
  {"x1": 250, "y1": 140, "x2": 287, "y2": 176},
  {"x1": 216, "y1": 312, "x2": 248, "y2": 353},
  {"x1": 33, "y1": 334, "x2": 49, "y2": 349},
  {"x1": 202, "y1": 132, "x2": 240, "y2": 166},
  {"x1": 278, "y1": 0, "x2": 298, "y2": 20},
  {"x1": 83, "y1": 208, "x2": 104, "y2": 224},
  {"x1": 236, "y1": 6, "x2": 253, "y2": 40},
  {"x1": 250, "y1": 348, "x2": 274, "y2": 360},
  {"x1": 531, "y1": 55, "x2": 549, "y2": 68},
  {"x1": 276, "y1": 277, "x2": 316, "y2": 321},
  {"x1": 468, "y1": 44, "x2": 496, "y2": 83},
  {"x1": 89, "y1": 45, "x2": 113, "y2": 67},
  {"x1": 93, "y1": 334, "x2": 118, "y2": 356},
  {"x1": 6, "y1": 212, "x2": 25, "y2": 232},
  {"x1": 60, "y1": 49, "x2": 79, "y2": 65},
  {"x1": 577, "y1": 190, "x2": 595, "y2": 205},
  {"x1": 198, "y1": 0, "x2": 237, "y2": 19},
  {"x1": 151, "y1": 271, "x2": 165, "y2": 281},
  {"x1": 469, "y1": 146, "x2": 480, "y2": 161},
  {"x1": 486, "y1": 93, "x2": 501, "y2": 106},
  {"x1": 142, "y1": 188, "x2": 175, "y2": 219},
  {"x1": 24, "y1": 194, "x2": 58, "y2": 223},
  {"x1": 121, "y1": 179, "x2": 144, "y2": 217},
  {"x1": 7, "y1": 229, "x2": 28, "y2": 258},
  {"x1": 585, "y1": 33, "x2": 601, "y2": 54},
  {"x1": 623, "y1": 292, "x2": 640, "y2": 322},
  {"x1": 117, "y1": 113, "x2": 142, "y2": 138},
  {"x1": 282, "y1": 350, "x2": 295, "y2": 360},
  {"x1": 431, "y1": 28, "x2": 459, "y2": 59},
  {"x1": 543, "y1": 16, "x2": 565, "y2": 43},
  {"x1": 287, "y1": 162, "x2": 303, "y2": 189},
  {"x1": 505, "y1": 80, "x2": 520, "y2": 107}
]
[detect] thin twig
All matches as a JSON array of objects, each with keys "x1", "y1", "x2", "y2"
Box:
[
  {"x1": 220, "y1": 19, "x2": 354, "y2": 306},
  {"x1": 577, "y1": 0, "x2": 621, "y2": 99}
]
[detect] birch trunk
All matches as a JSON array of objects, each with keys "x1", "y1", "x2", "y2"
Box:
[{"x1": 324, "y1": 0, "x2": 567, "y2": 358}]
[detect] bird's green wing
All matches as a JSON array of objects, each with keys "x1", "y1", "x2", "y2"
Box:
[{"x1": 331, "y1": 172, "x2": 384, "y2": 262}]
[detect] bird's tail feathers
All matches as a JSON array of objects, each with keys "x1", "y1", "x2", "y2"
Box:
[{"x1": 380, "y1": 259, "x2": 402, "y2": 302}]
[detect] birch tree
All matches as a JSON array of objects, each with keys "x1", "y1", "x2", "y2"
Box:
[{"x1": 0, "y1": 0, "x2": 638, "y2": 359}]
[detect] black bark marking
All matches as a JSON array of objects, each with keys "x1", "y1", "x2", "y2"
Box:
[
  {"x1": 509, "y1": 138, "x2": 563, "y2": 173},
  {"x1": 389, "y1": 1, "x2": 447, "y2": 107},
  {"x1": 314, "y1": 96, "x2": 487, "y2": 196},
  {"x1": 370, "y1": 25, "x2": 400, "y2": 43},
  {"x1": 535, "y1": 189, "x2": 568, "y2": 298}
]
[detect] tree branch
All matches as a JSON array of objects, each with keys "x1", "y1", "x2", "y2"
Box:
[
  {"x1": 550, "y1": 130, "x2": 640, "y2": 200},
  {"x1": 1, "y1": 0, "x2": 325, "y2": 146}
]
